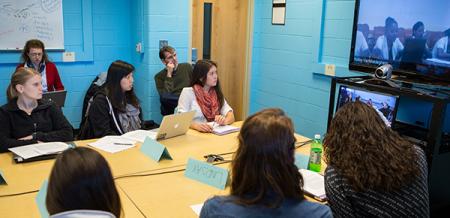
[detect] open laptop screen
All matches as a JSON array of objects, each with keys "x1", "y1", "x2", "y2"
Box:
[{"x1": 336, "y1": 85, "x2": 399, "y2": 127}]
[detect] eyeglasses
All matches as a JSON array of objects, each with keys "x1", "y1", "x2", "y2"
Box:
[
  {"x1": 29, "y1": 52, "x2": 43, "y2": 57},
  {"x1": 165, "y1": 53, "x2": 177, "y2": 61}
]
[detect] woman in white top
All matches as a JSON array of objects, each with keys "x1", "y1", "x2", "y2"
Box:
[{"x1": 177, "y1": 60, "x2": 235, "y2": 132}]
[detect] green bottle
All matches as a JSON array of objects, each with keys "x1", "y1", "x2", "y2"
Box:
[{"x1": 309, "y1": 134, "x2": 322, "y2": 172}]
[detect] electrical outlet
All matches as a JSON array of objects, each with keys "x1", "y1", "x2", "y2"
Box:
[{"x1": 325, "y1": 64, "x2": 336, "y2": 76}]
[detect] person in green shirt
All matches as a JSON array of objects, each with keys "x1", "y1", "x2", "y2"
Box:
[{"x1": 154, "y1": 46, "x2": 193, "y2": 115}]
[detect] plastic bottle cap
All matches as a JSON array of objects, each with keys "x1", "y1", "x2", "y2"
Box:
[{"x1": 314, "y1": 134, "x2": 321, "y2": 139}]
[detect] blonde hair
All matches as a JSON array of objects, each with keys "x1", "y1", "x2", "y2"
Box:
[{"x1": 7, "y1": 67, "x2": 40, "y2": 101}]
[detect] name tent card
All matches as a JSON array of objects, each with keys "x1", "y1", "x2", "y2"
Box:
[
  {"x1": 295, "y1": 153, "x2": 310, "y2": 170},
  {"x1": 35, "y1": 180, "x2": 49, "y2": 218},
  {"x1": 140, "y1": 137, "x2": 172, "y2": 162},
  {"x1": 184, "y1": 158, "x2": 228, "y2": 189},
  {"x1": 0, "y1": 170, "x2": 7, "y2": 185}
]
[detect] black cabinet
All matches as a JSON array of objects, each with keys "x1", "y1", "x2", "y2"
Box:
[{"x1": 328, "y1": 76, "x2": 450, "y2": 214}]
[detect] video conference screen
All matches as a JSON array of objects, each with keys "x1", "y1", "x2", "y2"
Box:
[
  {"x1": 350, "y1": 0, "x2": 450, "y2": 83},
  {"x1": 337, "y1": 86, "x2": 399, "y2": 127}
]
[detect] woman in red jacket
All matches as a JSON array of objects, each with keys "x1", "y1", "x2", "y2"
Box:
[{"x1": 17, "y1": 39, "x2": 64, "y2": 92}]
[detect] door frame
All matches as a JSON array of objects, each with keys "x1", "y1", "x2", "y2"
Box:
[{"x1": 188, "y1": 0, "x2": 254, "y2": 119}]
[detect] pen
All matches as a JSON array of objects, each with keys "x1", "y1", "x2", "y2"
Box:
[
  {"x1": 113, "y1": 142, "x2": 133, "y2": 146},
  {"x1": 212, "y1": 122, "x2": 217, "y2": 129}
]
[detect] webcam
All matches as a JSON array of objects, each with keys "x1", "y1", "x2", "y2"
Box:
[{"x1": 375, "y1": 64, "x2": 393, "y2": 80}]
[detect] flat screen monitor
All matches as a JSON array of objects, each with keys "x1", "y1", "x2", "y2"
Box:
[
  {"x1": 349, "y1": 0, "x2": 450, "y2": 84},
  {"x1": 336, "y1": 86, "x2": 400, "y2": 127}
]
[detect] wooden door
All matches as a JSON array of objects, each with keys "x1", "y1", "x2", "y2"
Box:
[{"x1": 192, "y1": 0, "x2": 250, "y2": 120}]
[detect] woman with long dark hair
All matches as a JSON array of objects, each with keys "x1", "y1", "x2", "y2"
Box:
[
  {"x1": 83, "y1": 60, "x2": 142, "y2": 138},
  {"x1": 177, "y1": 60, "x2": 234, "y2": 132},
  {"x1": 200, "y1": 108, "x2": 331, "y2": 217},
  {"x1": 324, "y1": 101, "x2": 429, "y2": 217},
  {"x1": 46, "y1": 147, "x2": 121, "y2": 217}
]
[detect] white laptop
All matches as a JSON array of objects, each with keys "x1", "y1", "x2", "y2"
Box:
[
  {"x1": 122, "y1": 111, "x2": 195, "y2": 142},
  {"x1": 42, "y1": 90, "x2": 67, "y2": 107}
]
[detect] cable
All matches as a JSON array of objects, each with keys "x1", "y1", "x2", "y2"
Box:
[
  {"x1": 0, "y1": 189, "x2": 39, "y2": 198},
  {"x1": 296, "y1": 139, "x2": 313, "y2": 149}
]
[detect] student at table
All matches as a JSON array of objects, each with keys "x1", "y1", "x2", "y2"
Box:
[
  {"x1": 17, "y1": 39, "x2": 64, "y2": 92},
  {"x1": 79, "y1": 60, "x2": 142, "y2": 139},
  {"x1": 177, "y1": 60, "x2": 235, "y2": 133},
  {"x1": 323, "y1": 101, "x2": 429, "y2": 217},
  {"x1": 200, "y1": 108, "x2": 332, "y2": 217},
  {"x1": 0, "y1": 67, "x2": 73, "y2": 152},
  {"x1": 46, "y1": 147, "x2": 121, "y2": 218}
]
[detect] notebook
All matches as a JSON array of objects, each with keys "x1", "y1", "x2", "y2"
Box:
[
  {"x1": 9, "y1": 142, "x2": 72, "y2": 163},
  {"x1": 42, "y1": 90, "x2": 67, "y2": 107},
  {"x1": 207, "y1": 122, "x2": 240, "y2": 136},
  {"x1": 299, "y1": 169, "x2": 327, "y2": 201}
]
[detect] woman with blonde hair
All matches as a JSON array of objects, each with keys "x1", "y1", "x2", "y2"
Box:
[{"x1": 0, "y1": 67, "x2": 73, "y2": 152}]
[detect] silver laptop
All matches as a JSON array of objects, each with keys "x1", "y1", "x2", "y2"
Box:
[
  {"x1": 151, "y1": 111, "x2": 195, "y2": 140},
  {"x1": 42, "y1": 90, "x2": 67, "y2": 107}
]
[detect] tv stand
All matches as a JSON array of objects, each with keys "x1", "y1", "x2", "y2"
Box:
[
  {"x1": 328, "y1": 76, "x2": 450, "y2": 214},
  {"x1": 363, "y1": 78, "x2": 400, "y2": 88}
]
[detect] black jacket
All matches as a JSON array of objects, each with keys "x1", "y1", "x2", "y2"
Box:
[{"x1": 0, "y1": 99, "x2": 73, "y2": 152}]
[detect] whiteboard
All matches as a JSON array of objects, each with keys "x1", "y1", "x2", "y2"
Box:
[{"x1": 0, "y1": 0, "x2": 64, "y2": 50}]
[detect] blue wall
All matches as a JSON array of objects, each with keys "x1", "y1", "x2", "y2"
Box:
[
  {"x1": 0, "y1": 0, "x2": 133, "y2": 128},
  {"x1": 250, "y1": 0, "x2": 449, "y2": 138}
]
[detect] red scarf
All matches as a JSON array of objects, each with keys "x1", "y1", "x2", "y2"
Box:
[{"x1": 193, "y1": 84, "x2": 220, "y2": 122}]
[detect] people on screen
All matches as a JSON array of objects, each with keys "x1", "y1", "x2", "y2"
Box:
[
  {"x1": 354, "y1": 30, "x2": 369, "y2": 58},
  {"x1": 0, "y1": 67, "x2": 73, "y2": 152},
  {"x1": 81, "y1": 60, "x2": 142, "y2": 139},
  {"x1": 46, "y1": 147, "x2": 121, "y2": 218},
  {"x1": 17, "y1": 39, "x2": 64, "y2": 92},
  {"x1": 155, "y1": 46, "x2": 193, "y2": 115},
  {"x1": 200, "y1": 108, "x2": 331, "y2": 217},
  {"x1": 177, "y1": 59, "x2": 235, "y2": 132},
  {"x1": 432, "y1": 28, "x2": 450, "y2": 61},
  {"x1": 323, "y1": 102, "x2": 429, "y2": 217},
  {"x1": 373, "y1": 17, "x2": 404, "y2": 62}
]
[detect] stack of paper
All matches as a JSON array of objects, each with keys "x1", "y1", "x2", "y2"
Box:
[
  {"x1": 299, "y1": 169, "x2": 327, "y2": 201},
  {"x1": 88, "y1": 136, "x2": 136, "y2": 153},
  {"x1": 9, "y1": 142, "x2": 71, "y2": 160},
  {"x1": 208, "y1": 122, "x2": 240, "y2": 136},
  {"x1": 122, "y1": 129, "x2": 157, "y2": 142}
]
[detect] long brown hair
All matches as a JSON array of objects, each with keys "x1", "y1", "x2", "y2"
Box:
[
  {"x1": 231, "y1": 108, "x2": 304, "y2": 207},
  {"x1": 191, "y1": 60, "x2": 225, "y2": 108},
  {"x1": 46, "y1": 147, "x2": 122, "y2": 217},
  {"x1": 324, "y1": 101, "x2": 419, "y2": 192},
  {"x1": 20, "y1": 39, "x2": 49, "y2": 63},
  {"x1": 7, "y1": 67, "x2": 40, "y2": 102}
]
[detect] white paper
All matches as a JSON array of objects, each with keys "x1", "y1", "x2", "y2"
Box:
[
  {"x1": 122, "y1": 130, "x2": 157, "y2": 142},
  {"x1": 299, "y1": 169, "x2": 326, "y2": 200},
  {"x1": 190, "y1": 203, "x2": 204, "y2": 216},
  {"x1": 9, "y1": 142, "x2": 70, "y2": 159},
  {"x1": 88, "y1": 136, "x2": 136, "y2": 153},
  {"x1": 207, "y1": 122, "x2": 240, "y2": 136},
  {"x1": 272, "y1": 7, "x2": 286, "y2": 24}
]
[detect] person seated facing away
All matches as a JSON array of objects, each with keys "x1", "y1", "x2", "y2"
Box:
[
  {"x1": 82, "y1": 60, "x2": 142, "y2": 139},
  {"x1": 155, "y1": 46, "x2": 193, "y2": 115},
  {"x1": 0, "y1": 67, "x2": 73, "y2": 152},
  {"x1": 323, "y1": 101, "x2": 429, "y2": 217},
  {"x1": 373, "y1": 17, "x2": 404, "y2": 62},
  {"x1": 46, "y1": 147, "x2": 121, "y2": 218},
  {"x1": 200, "y1": 108, "x2": 332, "y2": 218},
  {"x1": 432, "y1": 28, "x2": 450, "y2": 61},
  {"x1": 17, "y1": 39, "x2": 64, "y2": 92},
  {"x1": 177, "y1": 60, "x2": 234, "y2": 132}
]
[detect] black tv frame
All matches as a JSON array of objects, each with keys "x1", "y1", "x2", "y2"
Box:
[{"x1": 348, "y1": 0, "x2": 450, "y2": 85}]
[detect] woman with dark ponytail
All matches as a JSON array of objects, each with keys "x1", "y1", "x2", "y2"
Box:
[{"x1": 0, "y1": 67, "x2": 73, "y2": 152}]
